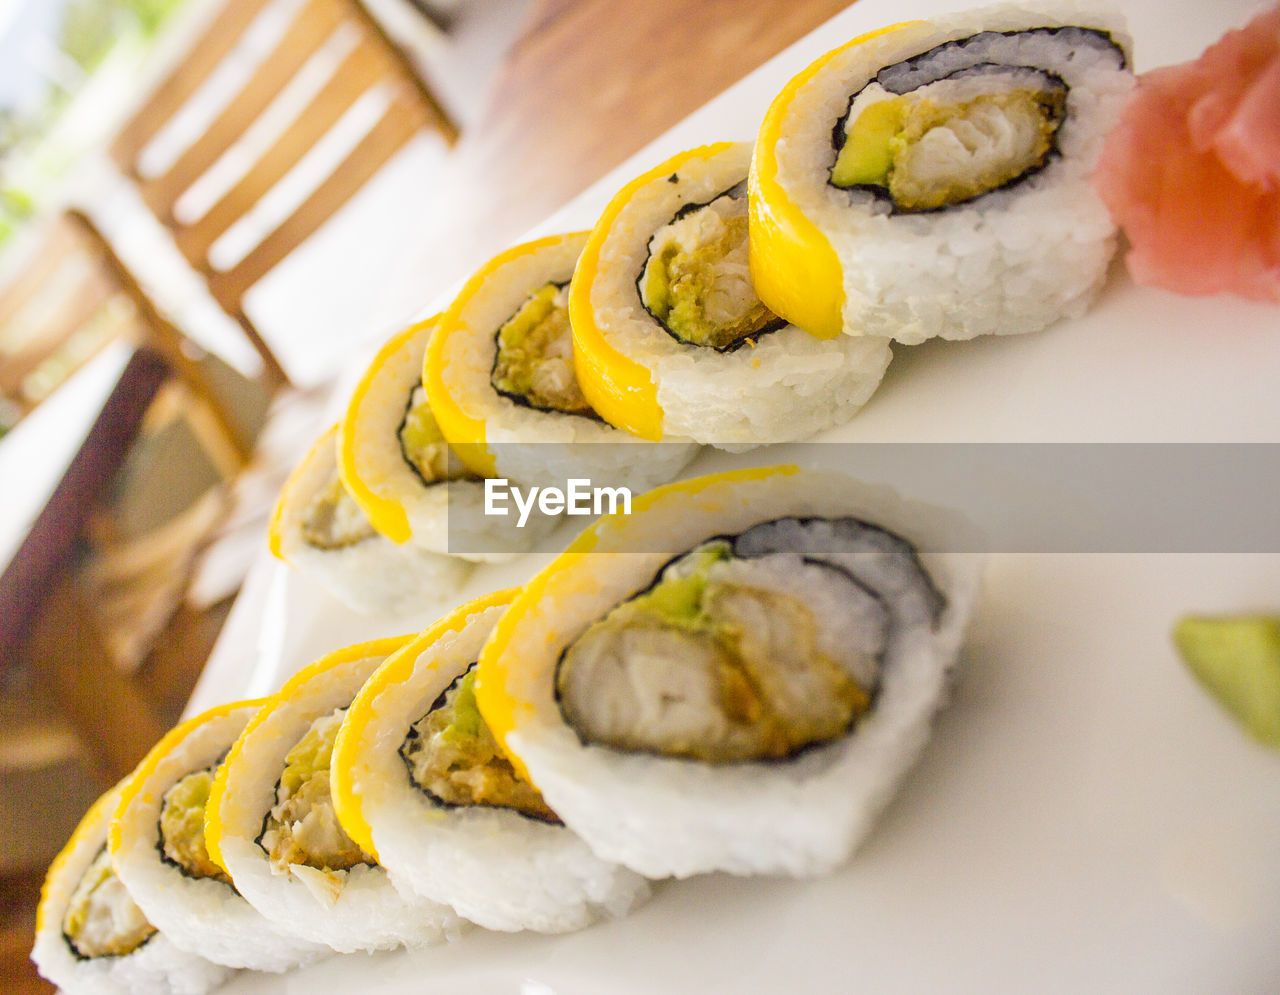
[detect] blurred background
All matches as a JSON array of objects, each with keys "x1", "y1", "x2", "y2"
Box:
[{"x1": 0, "y1": 0, "x2": 850, "y2": 989}]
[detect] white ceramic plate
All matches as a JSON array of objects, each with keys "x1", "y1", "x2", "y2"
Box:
[{"x1": 194, "y1": 0, "x2": 1280, "y2": 990}]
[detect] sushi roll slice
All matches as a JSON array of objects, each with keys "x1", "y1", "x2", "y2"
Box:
[
  {"x1": 331, "y1": 589, "x2": 650, "y2": 933},
  {"x1": 570, "y1": 142, "x2": 892, "y2": 448},
  {"x1": 338, "y1": 316, "x2": 556, "y2": 562},
  {"x1": 424, "y1": 231, "x2": 697, "y2": 490},
  {"x1": 32, "y1": 784, "x2": 230, "y2": 995},
  {"x1": 750, "y1": 4, "x2": 1133, "y2": 343},
  {"x1": 475, "y1": 466, "x2": 981, "y2": 879},
  {"x1": 205, "y1": 637, "x2": 465, "y2": 953},
  {"x1": 110, "y1": 700, "x2": 327, "y2": 972},
  {"x1": 269, "y1": 424, "x2": 471, "y2": 614}
]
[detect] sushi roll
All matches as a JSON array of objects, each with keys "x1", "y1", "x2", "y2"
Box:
[
  {"x1": 269, "y1": 424, "x2": 471, "y2": 613},
  {"x1": 424, "y1": 231, "x2": 697, "y2": 490},
  {"x1": 749, "y1": 4, "x2": 1134, "y2": 343},
  {"x1": 205, "y1": 637, "x2": 465, "y2": 953},
  {"x1": 331, "y1": 589, "x2": 650, "y2": 933},
  {"x1": 475, "y1": 466, "x2": 981, "y2": 879},
  {"x1": 338, "y1": 315, "x2": 556, "y2": 562},
  {"x1": 570, "y1": 142, "x2": 892, "y2": 448},
  {"x1": 32, "y1": 784, "x2": 230, "y2": 995},
  {"x1": 110, "y1": 700, "x2": 327, "y2": 972}
]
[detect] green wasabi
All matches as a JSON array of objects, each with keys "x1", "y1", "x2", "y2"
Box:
[{"x1": 1173, "y1": 615, "x2": 1280, "y2": 747}]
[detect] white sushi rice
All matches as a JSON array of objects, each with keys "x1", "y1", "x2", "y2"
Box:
[
  {"x1": 212, "y1": 648, "x2": 465, "y2": 953},
  {"x1": 434, "y1": 232, "x2": 697, "y2": 490},
  {"x1": 111, "y1": 704, "x2": 328, "y2": 972},
  {"x1": 339, "y1": 322, "x2": 558, "y2": 562},
  {"x1": 274, "y1": 426, "x2": 472, "y2": 614},
  {"x1": 32, "y1": 786, "x2": 231, "y2": 995},
  {"x1": 340, "y1": 598, "x2": 650, "y2": 933},
  {"x1": 578, "y1": 142, "x2": 892, "y2": 447},
  {"x1": 760, "y1": 2, "x2": 1134, "y2": 343},
  {"x1": 485, "y1": 469, "x2": 982, "y2": 879}
]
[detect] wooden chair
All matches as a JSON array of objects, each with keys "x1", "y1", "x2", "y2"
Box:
[
  {"x1": 0, "y1": 207, "x2": 264, "y2": 786},
  {"x1": 110, "y1": 0, "x2": 458, "y2": 388}
]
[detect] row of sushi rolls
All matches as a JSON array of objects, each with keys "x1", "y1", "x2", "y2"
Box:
[{"x1": 34, "y1": 2, "x2": 1280, "y2": 991}]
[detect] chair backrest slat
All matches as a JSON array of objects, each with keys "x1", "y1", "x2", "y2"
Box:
[
  {"x1": 111, "y1": 0, "x2": 278, "y2": 172},
  {"x1": 346, "y1": 0, "x2": 456, "y2": 142},
  {"x1": 139, "y1": 0, "x2": 348, "y2": 221},
  {"x1": 107, "y1": 0, "x2": 457, "y2": 387},
  {"x1": 208, "y1": 87, "x2": 425, "y2": 307},
  {"x1": 174, "y1": 36, "x2": 392, "y2": 265}
]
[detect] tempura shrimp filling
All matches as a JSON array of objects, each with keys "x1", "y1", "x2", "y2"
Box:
[
  {"x1": 556, "y1": 540, "x2": 889, "y2": 763},
  {"x1": 300, "y1": 469, "x2": 377, "y2": 550},
  {"x1": 490, "y1": 282, "x2": 595, "y2": 416},
  {"x1": 61, "y1": 846, "x2": 156, "y2": 959},
  {"x1": 831, "y1": 27, "x2": 1124, "y2": 212},
  {"x1": 397, "y1": 385, "x2": 481, "y2": 487},
  {"x1": 401, "y1": 665, "x2": 560, "y2": 824},
  {"x1": 258, "y1": 708, "x2": 374, "y2": 892},
  {"x1": 158, "y1": 767, "x2": 231, "y2": 884},
  {"x1": 638, "y1": 186, "x2": 784, "y2": 351}
]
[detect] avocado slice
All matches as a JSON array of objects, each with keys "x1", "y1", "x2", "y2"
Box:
[
  {"x1": 625, "y1": 539, "x2": 732, "y2": 630},
  {"x1": 832, "y1": 97, "x2": 906, "y2": 189},
  {"x1": 1173, "y1": 615, "x2": 1280, "y2": 747}
]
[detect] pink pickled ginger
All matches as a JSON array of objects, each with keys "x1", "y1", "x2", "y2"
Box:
[{"x1": 1094, "y1": 3, "x2": 1280, "y2": 302}]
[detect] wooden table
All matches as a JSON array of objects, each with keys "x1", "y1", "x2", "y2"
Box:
[{"x1": 407, "y1": 0, "x2": 857, "y2": 303}]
